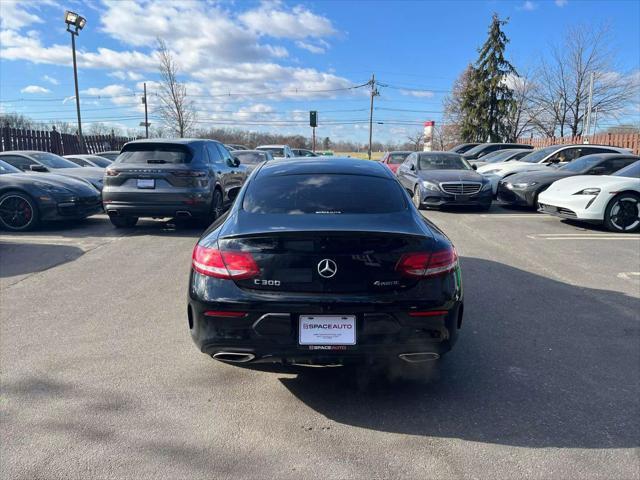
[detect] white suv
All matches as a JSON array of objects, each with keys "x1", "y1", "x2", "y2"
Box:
[{"x1": 255, "y1": 145, "x2": 294, "y2": 159}]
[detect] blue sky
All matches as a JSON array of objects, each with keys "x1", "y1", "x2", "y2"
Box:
[{"x1": 1, "y1": 0, "x2": 638, "y2": 143}]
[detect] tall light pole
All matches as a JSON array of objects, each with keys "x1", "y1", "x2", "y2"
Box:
[
  {"x1": 64, "y1": 11, "x2": 86, "y2": 151},
  {"x1": 367, "y1": 74, "x2": 379, "y2": 160}
]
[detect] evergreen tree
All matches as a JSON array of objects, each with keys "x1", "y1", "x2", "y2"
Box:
[{"x1": 460, "y1": 14, "x2": 516, "y2": 142}]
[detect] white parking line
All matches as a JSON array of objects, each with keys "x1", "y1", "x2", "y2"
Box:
[
  {"x1": 480, "y1": 214, "x2": 551, "y2": 218},
  {"x1": 527, "y1": 233, "x2": 640, "y2": 240},
  {"x1": 617, "y1": 272, "x2": 640, "y2": 281}
]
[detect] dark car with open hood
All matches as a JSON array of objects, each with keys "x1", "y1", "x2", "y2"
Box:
[
  {"x1": 396, "y1": 151, "x2": 493, "y2": 210},
  {"x1": 188, "y1": 157, "x2": 463, "y2": 368},
  {"x1": 0, "y1": 159, "x2": 102, "y2": 231}
]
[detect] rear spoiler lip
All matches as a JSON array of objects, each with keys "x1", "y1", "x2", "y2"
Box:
[{"x1": 218, "y1": 229, "x2": 430, "y2": 240}]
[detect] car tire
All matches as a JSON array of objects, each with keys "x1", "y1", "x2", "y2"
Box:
[
  {"x1": 604, "y1": 192, "x2": 640, "y2": 233},
  {"x1": 211, "y1": 189, "x2": 223, "y2": 221},
  {"x1": 413, "y1": 186, "x2": 423, "y2": 210},
  {"x1": 0, "y1": 191, "x2": 40, "y2": 231},
  {"x1": 109, "y1": 215, "x2": 138, "y2": 228}
]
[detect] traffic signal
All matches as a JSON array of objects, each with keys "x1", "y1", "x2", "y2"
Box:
[{"x1": 310, "y1": 111, "x2": 317, "y2": 127}]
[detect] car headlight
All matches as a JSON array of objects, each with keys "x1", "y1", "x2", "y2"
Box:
[
  {"x1": 482, "y1": 169, "x2": 501, "y2": 175},
  {"x1": 574, "y1": 188, "x2": 601, "y2": 195},
  {"x1": 512, "y1": 182, "x2": 538, "y2": 188},
  {"x1": 422, "y1": 180, "x2": 440, "y2": 192},
  {"x1": 34, "y1": 182, "x2": 72, "y2": 195}
]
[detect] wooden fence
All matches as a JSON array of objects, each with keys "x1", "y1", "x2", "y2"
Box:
[
  {"x1": 0, "y1": 126, "x2": 138, "y2": 156},
  {"x1": 517, "y1": 133, "x2": 640, "y2": 155}
]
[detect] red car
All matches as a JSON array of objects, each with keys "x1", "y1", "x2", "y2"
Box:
[{"x1": 380, "y1": 151, "x2": 412, "y2": 174}]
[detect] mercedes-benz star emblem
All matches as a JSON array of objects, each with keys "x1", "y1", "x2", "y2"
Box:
[{"x1": 317, "y1": 259, "x2": 337, "y2": 278}]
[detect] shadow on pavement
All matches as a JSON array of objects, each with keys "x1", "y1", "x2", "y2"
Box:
[
  {"x1": 278, "y1": 256, "x2": 640, "y2": 449},
  {"x1": 0, "y1": 241, "x2": 84, "y2": 278}
]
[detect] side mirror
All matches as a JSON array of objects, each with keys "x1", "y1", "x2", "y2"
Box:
[
  {"x1": 228, "y1": 157, "x2": 240, "y2": 167},
  {"x1": 409, "y1": 164, "x2": 415, "y2": 171},
  {"x1": 30, "y1": 164, "x2": 48, "y2": 172},
  {"x1": 548, "y1": 157, "x2": 561, "y2": 164},
  {"x1": 472, "y1": 164, "x2": 478, "y2": 170}
]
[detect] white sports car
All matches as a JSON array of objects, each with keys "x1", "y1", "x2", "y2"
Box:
[
  {"x1": 478, "y1": 144, "x2": 630, "y2": 194},
  {"x1": 537, "y1": 160, "x2": 640, "y2": 232}
]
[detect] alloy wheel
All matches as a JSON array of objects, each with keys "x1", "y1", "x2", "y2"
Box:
[
  {"x1": 610, "y1": 197, "x2": 640, "y2": 232},
  {"x1": 0, "y1": 194, "x2": 35, "y2": 230}
]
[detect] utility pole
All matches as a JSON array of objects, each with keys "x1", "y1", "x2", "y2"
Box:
[
  {"x1": 367, "y1": 74, "x2": 379, "y2": 160},
  {"x1": 593, "y1": 106, "x2": 599, "y2": 136},
  {"x1": 584, "y1": 71, "x2": 595, "y2": 137},
  {"x1": 312, "y1": 127, "x2": 316, "y2": 152},
  {"x1": 142, "y1": 82, "x2": 149, "y2": 138}
]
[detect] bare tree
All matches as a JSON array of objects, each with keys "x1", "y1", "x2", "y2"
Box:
[
  {"x1": 504, "y1": 72, "x2": 538, "y2": 141},
  {"x1": 441, "y1": 65, "x2": 474, "y2": 145},
  {"x1": 156, "y1": 38, "x2": 195, "y2": 138},
  {"x1": 532, "y1": 24, "x2": 639, "y2": 137},
  {"x1": 406, "y1": 131, "x2": 424, "y2": 151}
]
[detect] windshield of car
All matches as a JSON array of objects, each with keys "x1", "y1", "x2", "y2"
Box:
[
  {"x1": 418, "y1": 153, "x2": 471, "y2": 170},
  {"x1": 388, "y1": 152, "x2": 410, "y2": 164},
  {"x1": 613, "y1": 160, "x2": 640, "y2": 178},
  {"x1": 559, "y1": 155, "x2": 606, "y2": 172},
  {"x1": 518, "y1": 145, "x2": 561, "y2": 163},
  {"x1": 483, "y1": 150, "x2": 524, "y2": 163},
  {"x1": 257, "y1": 147, "x2": 285, "y2": 157},
  {"x1": 31, "y1": 152, "x2": 78, "y2": 169},
  {"x1": 243, "y1": 174, "x2": 407, "y2": 214},
  {"x1": 87, "y1": 156, "x2": 112, "y2": 167},
  {"x1": 118, "y1": 144, "x2": 192, "y2": 164},
  {"x1": 235, "y1": 151, "x2": 268, "y2": 165},
  {"x1": 0, "y1": 160, "x2": 21, "y2": 174}
]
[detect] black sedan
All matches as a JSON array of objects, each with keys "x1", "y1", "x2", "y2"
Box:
[
  {"x1": 396, "y1": 152, "x2": 493, "y2": 210},
  {"x1": 0, "y1": 151, "x2": 104, "y2": 191},
  {"x1": 188, "y1": 157, "x2": 463, "y2": 367},
  {"x1": 497, "y1": 153, "x2": 640, "y2": 208},
  {"x1": 0, "y1": 160, "x2": 102, "y2": 231},
  {"x1": 462, "y1": 143, "x2": 533, "y2": 161}
]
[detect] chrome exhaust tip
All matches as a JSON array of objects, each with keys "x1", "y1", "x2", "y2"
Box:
[
  {"x1": 398, "y1": 352, "x2": 440, "y2": 363},
  {"x1": 212, "y1": 352, "x2": 255, "y2": 363}
]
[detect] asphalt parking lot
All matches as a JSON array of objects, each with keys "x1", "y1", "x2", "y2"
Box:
[{"x1": 1, "y1": 206, "x2": 639, "y2": 480}]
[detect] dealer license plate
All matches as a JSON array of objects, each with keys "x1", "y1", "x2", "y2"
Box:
[
  {"x1": 137, "y1": 179, "x2": 155, "y2": 189},
  {"x1": 299, "y1": 315, "x2": 356, "y2": 345},
  {"x1": 455, "y1": 194, "x2": 470, "y2": 202}
]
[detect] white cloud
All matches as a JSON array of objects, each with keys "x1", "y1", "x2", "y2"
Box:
[
  {"x1": 399, "y1": 89, "x2": 434, "y2": 98},
  {"x1": 0, "y1": 1, "x2": 44, "y2": 31},
  {"x1": 20, "y1": 85, "x2": 50, "y2": 94},
  {"x1": 555, "y1": 0, "x2": 568, "y2": 6},
  {"x1": 239, "y1": 3, "x2": 336, "y2": 39},
  {"x1": 109, "y1": 71, "x2": 144, "y2": 81},
  {"x1": 42, "y1": 74, "x2": 59, "y2": 85},
  {"x1": 521, "y1": 1, "x2": 537, "y2": 11},
  {"x1": 295, "y1": 39, "x2": 329, "y2": 54}
]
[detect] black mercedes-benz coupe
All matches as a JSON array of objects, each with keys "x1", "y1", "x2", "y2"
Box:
[
  {"x1": 0, "y1": 160, "x2": 102, "y2": 231},
  {"x1": 188, "y1": 157, "x2": 463, "y2": 367}
]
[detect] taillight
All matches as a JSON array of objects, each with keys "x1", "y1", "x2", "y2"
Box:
[
  {"x1": 396, "y1": 247, "x2": 458, "y2": 278},
  {"x1": 192, "y1": 244, "x2": 259, "y2": 279},
  {"x1": 173, "y1": 170, "x2": 207, "y2": 177},
  {"x1": 105, "y1": 169, "x2": 119, "y2": 176}
]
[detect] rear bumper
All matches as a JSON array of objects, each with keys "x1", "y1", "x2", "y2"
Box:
[
  {"x1": 188, "y1": 271, "x2": 464, "y2": 364},
  {"x1": 102, "y1": 188, "x2": 211, "y2": 218}
]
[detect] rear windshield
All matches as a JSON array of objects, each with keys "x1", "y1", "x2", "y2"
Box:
[
  {"x1": 388, "y1": 153, "x2": 410, "y2": 164},
  {"x1": 87, "y1": 156, "x2": 112, "y2": 167},
  {"x1": 257, "y1": 147, "x2": 284, "y2": 156},
  {"x1": 118, "y1": 144, "x2": 192, "y2": 164},
  {"x1": 243, "y1": 174, "x2": 407, "y2": 214},
  {"x1": 236, "y1": 151, "x2": 268, "y2": 165},
  {"x1": 31, "y1": 152, "x2": 78, "y2": 169}
]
